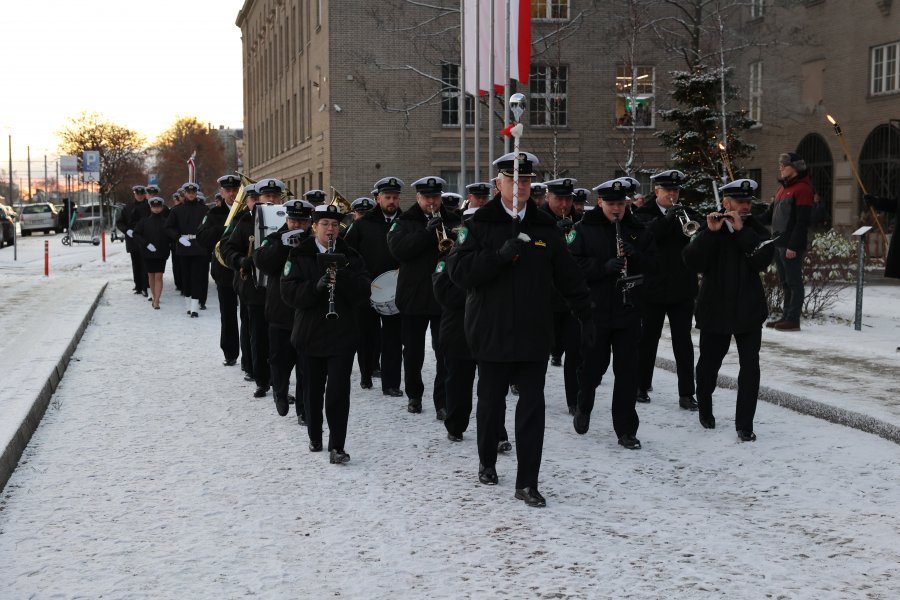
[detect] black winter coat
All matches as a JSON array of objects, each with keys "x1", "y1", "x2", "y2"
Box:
[
  {"x1": 446, "y1": 196, "x2": 591, "y2": 363},
  {"x1": 568, "y1": 208, "x2": 653, "y2": 329},
  {"x1": 165, "y1": 200, "x2": 210, "y2": 257},
  {"x1": 133, "y1": 211, "x2": 171, "y2": 261},
  {"x1": 196, "y1": 203, "x2": 234, "y2": 285},
  {"x1": 222, "y1": 208, "x2": 267, "y2": 305},
  {"x1": 343, "y1": 207, "x2": 401, "y2": 277},
  {"x1": 387, "y1": 203, "x2": 460, "y2": 315},
  {"x1": 682, "y1": 217, "x2": 775, "y2": 335},
  {"x1": 255, "y1": 224, "x2": 307, "y2": 329},
  {"x1": 432, "y1": 262, "x2": 470, "y2": 359},
  {"x1": 869, "y1": 196, "x2": 899, "y2": 279},
  {"x1": 280, "y1": 236, "x2": 371, "y2": 357},
  {"x1": 634, "y1": 198, "x2": 699, "y2": 303},
  {"x1": 539, "y1": 203, "x2": 576, "y2": 313},
  {"x1": 117, "y1": 200, "x2": 151, "y2": 253}
]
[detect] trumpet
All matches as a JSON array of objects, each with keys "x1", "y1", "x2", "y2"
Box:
[
  {"x1": 431, "y1": 209, "x2": 454, "y2": 252},
  {"x1": 671, "y1": 203, "x2": 701, "y2": 236}
]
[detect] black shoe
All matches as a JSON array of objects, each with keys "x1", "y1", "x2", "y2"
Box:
[
  {"x1": 371, "y1": 368, "x2": 382, "y2": 378},
  {"x1": 618, "y1": 434, "x2": 642, "y2": 450},
  {"x1": 274, "y1": 395, "x2": 289, "y2": 417},
  {"x1": 223, "y1": 358, "x2": 237, "y2": 367},
  {"x1": 147, "y1": 296, "x2": 153, "y2": 302},
  {"x1": 190, "y1": 312, "x2": 199, "y2": 318},
  {"x1": 309, "y1": 440, "x2": 323, "y2": 452},
  {"x1": 699, "y1": 414, "x2": 716, "y2": 429},
  {"x1": 436, "y1": 408, "x2": 447, "y2": 421},
  {"x1": 497, "y1": 440, "x2": 512, "y2": 453},
  {"x1": 447, "y1": 431, "x2": 463, "y2": 442},
  {"x1": 243, "y1": 373, "x2": 255, "y2": 382},
  {"x1": 636, "y1": 389, "x2": 651, "y2": 403},
  {"x1": 287, "y1": 395, "x2": 295, "y2": 405},
  {"x1": 573, "y1": 409, "x2": 590, "y2": 435},
  {"x1": 737, "y1": 430, "x2": 757, "y2": 442},
  {"x1": 383, "y1": 387, "x2": 404, "y2": 397},
  {"x1": 329, "y1": 449, "x2": 350, "y2": 464},
  {"x1": 253, "y1": 386, "x2": 269, "y2": 398},
  {"x1": 567, "y1": 404, "x2": 576, "y2": 416},
  {"x1": 510, "y1": 384, "x2": 519, "y2": 396},
  {"x1": 478, "y1": 463, "x2": 498, "y2": 485},
  {"x1": 297, "y1": 412, "x2": 307, "y2": 427},
  {"x1": 514, "y1": 487, "x2": 546, "y2": 507},
  {"x1": 550, "y1": 356, "x2": 562, "y2": 367},
  {"x1": 360, "y1": 376, "x2": 373, "y2": 389},
  {"x1": 407, "y1": 399, "x2": 422, "y2": 414},
  {"x1": 133, "y1": 289, "x2": 142, "y2": 295},
  {"x1": 679, "y1": 395, "x2": 699, "y2": 411},
  {"x1": 199, "y1": 303, "x2": 206, "y2": 310},
  {"x1": 141, "y1": 290, "x2": 148, "y2": 297}
]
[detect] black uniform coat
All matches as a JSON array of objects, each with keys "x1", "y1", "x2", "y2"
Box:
[
  {"x1": 445, "y1": 196, "x2": 592, "y2": 363},
  {"x1": 869, "y1": 196, "x2": 899, "y2": 279},
  {"x1": 117, "y1": 200, "x2": 151, "y2": 253},
  {"x1": 280, "y1": 236, "x2": 372, "y2": 357},
  {"x1": 432, "y1": 260, "x2": 470, "y2": 359},
  {"x1": 343, "y1": 207, "x2": 401, "y2": 278},
  {"x1": 567, "y1": 208, "x2": 652, "y2": 329},
  {"x1": 133, "y1": 211, "x2": 171, "y2": 261},
  {"x1": 682, "y1": 217, "x2": 775, "y2": 335},
  {"x1": 539, "y1": 203, "x2": 575, "y2": 313},
  {"x1": 165, "y1": 199, "x2": 210, "y2": 257},
  {"x1": 222, "y1": 208, "x2": 267, "y2": 306},
  {"x1": 196, "y1": 203, "x2": 234, "y2": 286},
  {"x1": 255, "y1": 224, "x2": 307, "y2": 329},
  {"x1": 387, "y1": 203, "x2": 460, "y2": 316},
  {"x1": 634, "y1": 198, "x2": 699, "y2": 303}
]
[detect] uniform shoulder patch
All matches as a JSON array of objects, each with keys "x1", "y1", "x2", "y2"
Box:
[
  {"x1": 389, "y1": 222, "x2": 398, "y2": 232},
  {"x1": 201, "y1": 216, "x2": 207, "y2": 225},
  {"x1": 262, "y1": 239, "x2": 269, "y2": 246},
  {"x1": 283, "y1": 260, "x2": 292, "y2": 276},
  {"x1": 566, "y1": 230, "x2": 577, "y2": 244},
  {"x1": 435, "y1": 260, "x2": 446, "y2": 273},
  {"x1": 456, "y1": 226, "x2": 468, "y2": 245}
]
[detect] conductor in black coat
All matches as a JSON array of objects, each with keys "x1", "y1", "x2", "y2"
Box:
[
  {"x1": 446, "y1": 151, "x2": 592, "y2": 508},
  {"x1": 569, "y1": 179, "x2": 653, "y2": 450},
  {"x1": 682, "y1": 179, "x2": 775, "y2": 442},
  {"x1": 634, "y1": 169, "x2": 700, "y2": 409},
  {"x1": 281, "y1": 204, "x2": 372, "y2": 464},
  {"x1": 387, "y1": 176, "x2": 461, "y2": 416}
]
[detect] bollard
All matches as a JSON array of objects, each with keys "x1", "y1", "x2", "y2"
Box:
[
  {"x1": 102, "y1": 230, "x2": 107, "y2": 262},
  {"x1": 851, "y1": 226, "x2": 873, "y2": 331},
  {"x1": 44, "y1": 240, "x2": 49, "y2": 277}
]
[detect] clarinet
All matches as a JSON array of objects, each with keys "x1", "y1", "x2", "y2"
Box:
[
  {"x1": 325, "y1": 234, "x2": 339, "y2": 320},
  {"x1": 614, "y1": 218, "x2": 643, "y2": 308}
]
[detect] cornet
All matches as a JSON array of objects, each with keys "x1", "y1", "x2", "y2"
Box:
[
  {"x1": 431, "y1": 209, "x2": 454, "y2": 252},
  {"x1": 671, "y1": 203, "x2": 701, "y2": 236}
]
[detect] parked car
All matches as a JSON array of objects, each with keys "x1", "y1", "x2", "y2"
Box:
[
  {"x1": 0, "y1": 204, "x2": 15, "y2": 247},
  {"x1": 19, "y1": 202, "x2": 60, "y2": 236}
]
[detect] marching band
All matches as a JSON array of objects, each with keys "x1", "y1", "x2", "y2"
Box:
[{"x1": 122, "y1": 147, "x2": 776, "y2": 508}]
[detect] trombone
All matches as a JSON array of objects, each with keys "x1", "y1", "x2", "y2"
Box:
[{"x1": 671, "y1": 203, "x2": 701, "y2": 236}]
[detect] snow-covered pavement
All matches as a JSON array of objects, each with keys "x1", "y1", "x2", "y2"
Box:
[{"x1": 1, "y1": 235, "x2": 899, "y2": 599}]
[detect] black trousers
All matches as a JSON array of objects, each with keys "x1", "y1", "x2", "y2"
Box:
[
  {"x1": 247, "y1": 302, "x2": 270, "y2": 389},
  {"x1": 239, "y1": 300, "x2": 253, "y2": 374},
  {"x1": 217, "y1": 282, "x2": 239, "y2": 361},
  {"x1": 303, "y1": 354, "x2": 354, "y2": 451},
  {"x1": 172, "y1": 244, "x2": 183, "y2": 291},
  {"x1": 696, "y1": 328, "x2": 761, "y2": 431},
  {"x1": 130, "y1": 250, "x2": 147, "y2": 293},
  {"x1": 402, "y1": 314, "x2": 446, "y2": 410},
  {"x1": 356, "y1": 305, "x2": 381, "y2": 379},
  {"x1": 551, "y1": 311, "x2": 568, "y2": 360},
  {"x1": 181, "y1": 255, "x2": 210, "y2": 302},
  {"x1": 379, "y1": 314, "x2": 402, "y2": 391},
  {"x1": 578, "y1": 324, "x2": 640, "y2": 439},
  {"x1": 638, "y1": 299, "x2": 696, "y2": 397},
  {"x1": 477, "y1": 360, "x2": 547, "y2": 490},
  {"x1": 562, "y1": 315, "x2": 582, "y2": 409},
  {"x1": 269, "y1": 325, "x2": 298, "y2": 402},
  {"x1": 445, "y1": 357, "x2": 508, "y2": 441}
]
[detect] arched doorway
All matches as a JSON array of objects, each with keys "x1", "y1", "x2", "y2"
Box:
[
  {"x1": 859, "y1": 122, "x2": 900, "y2": 232},
  {"x1": 796, "y1": 133, "x2": 833, "y2": 229}
]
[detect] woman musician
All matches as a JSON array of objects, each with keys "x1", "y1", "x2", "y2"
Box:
[{"x1": 281, "y1": 204, "x2": 371, "y2": 464}]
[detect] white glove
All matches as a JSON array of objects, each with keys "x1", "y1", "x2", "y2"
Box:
[
  {"x1": 126, "y1": 229, "x2": 134, "y2": 238},
  {"x1": 178, "y1": 235, "x2": 191, "y2": 247},
  {"x1": 281, "y1": 230, "x2": 301, "y2": 245},
  {"x1": 147, "y1": 243, "x2": 157, "y2": 252}
]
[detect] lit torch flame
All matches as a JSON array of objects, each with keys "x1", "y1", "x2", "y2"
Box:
[
  {"x1": 826, "y1": 114, "x2": 842, "y2": 135},
  {"x1": 717, "y1": 142, "x2": 726, "y2": 151}
]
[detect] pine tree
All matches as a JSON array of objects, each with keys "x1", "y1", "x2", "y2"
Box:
[{"x1": 655, "y1": 64, "x2": 755, "y2": 208}]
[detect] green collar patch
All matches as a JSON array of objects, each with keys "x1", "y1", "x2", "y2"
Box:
[
  {"x1": 566, "y1": 230, "x2": 577, "y2": 244},
  {"x1": 283, "y1": 260, "x2": 292, "y2": 276},
  {"x1": 456, "y1": 226, "x2": 468, "y2": 245},
  {"x1": 390, "y1": 222, "x2": 398, "y2": 232},
  {"x1": 435, "y1": 260, "x2": 446, "y2": 273}
]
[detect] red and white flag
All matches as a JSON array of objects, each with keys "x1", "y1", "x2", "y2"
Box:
[{"x1": 463, "y1": 0, "x2": 531, "y2": 97}]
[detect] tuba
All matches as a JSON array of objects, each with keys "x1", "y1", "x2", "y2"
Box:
[{"x1": 214, "y1": 173, "x2": 257, "y2": 267}]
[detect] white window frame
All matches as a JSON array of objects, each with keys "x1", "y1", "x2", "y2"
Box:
[
  {"x1": 440, "y1": 63, "x2": 475, "y2": 127},
  {"x1": 529, "y1": 65, "x2": 568, "y2": 128},
  {"x1": 531, "y1": 0, "x2": 569, "y2": 21},
  {"x1": 615, "y1": 65, "x2": 655, "y2": 129},
  {"x1": 871, "y1": 41, "x2": 900, "y2": 95},
  {"x1": 749, "y1": 61, "x2": 763, "y2": 125},
  {"x1": 750, "y1": 0, "x2": 764, "y2": 19}
]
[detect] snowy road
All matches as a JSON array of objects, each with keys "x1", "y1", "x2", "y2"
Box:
[{"x1": 1, "y1": 239, "x2": 899, "y2": 599}]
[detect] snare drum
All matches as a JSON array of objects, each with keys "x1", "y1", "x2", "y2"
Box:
[{"x1": 370, "y1": 269, "x2": 399, "y2": 315}]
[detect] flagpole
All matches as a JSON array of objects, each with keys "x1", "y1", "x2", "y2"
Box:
[
  {"x1": 473, "y1": 1, "x2": 481, "y2": 183},
  {"x1": 488, "y1": 0, "x2": 496, "y2": 178},
  {"x1": 503, "y1": 0, "x2": 511, "y2": 154},
  {"x1": 459, "y1": 0, "x2": 467, "y2": 196}
]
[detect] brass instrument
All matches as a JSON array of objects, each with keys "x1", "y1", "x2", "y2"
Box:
[
  {"x1": 317, "y1": 233, "x2": 349, "y2": 320},
  {"x1": 215, "y1": 173, "x2": 257, "y2": 267},
  {"x1": 671, "y1": 203, "x2": 701, "y2": 236},
  {"x1": 431, "y1": 209, "x2": 454, "y2": 252},
  {"x1": 613, "y1": 218, "x2": 644, "y2": 308}
]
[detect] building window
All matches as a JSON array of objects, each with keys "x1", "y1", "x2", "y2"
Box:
[
  {"x1": 750, "y1": 0, "x2": 764, "y2": 19},
  {"x1": 531, "y1": 0, "x2": 569, "y2": 20},
  {"x1": 529, "y1": 65, "x2": 567, "y2": 127},
  {"x1": 872, "y1": 41, "x2": 900, "y2": 95},
  {"x1": 441, "y1": 63, "x2": 475, "y2": 127},
  {"x1": 615, "y1": 65, "x2": 654, "y2": 128},
  {"x1": 749, "y1": 61, "x2": 763, "y2": 124}
]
